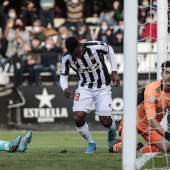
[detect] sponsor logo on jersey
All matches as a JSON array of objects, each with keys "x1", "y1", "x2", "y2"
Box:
[
  {"x1": 90, "y1": 55, "x2": 95, "y2": 60},
  {"x1": 77, "y1": 63, "x2": 99, "y2": 73},
  {"x1": 149, "y1": 96, "x2": 156, "y2": 102}
]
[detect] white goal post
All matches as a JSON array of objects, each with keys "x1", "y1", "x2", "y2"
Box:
[
  {"x1": 157, "y1": 0, "x2": 168, "y2": 131},
  {"x1": 122, "y1": 0, "x2": 138, "y2": 169},
  {"x1": 122, "y1": 0, "x2": 168, "y2": 169}
]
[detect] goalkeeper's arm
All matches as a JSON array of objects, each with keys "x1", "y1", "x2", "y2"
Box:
[{"x1": 149, "y1": 118, "x2": 170, "y2": 141}]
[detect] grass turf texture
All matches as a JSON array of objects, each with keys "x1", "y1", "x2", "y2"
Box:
[{"x1": 0, "y1": 131, "x2": 169, "y2": 170}]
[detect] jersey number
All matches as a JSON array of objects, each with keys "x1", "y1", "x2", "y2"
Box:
[{"x1": 75, "y1": 93, "x2": 80, "y2": 101}]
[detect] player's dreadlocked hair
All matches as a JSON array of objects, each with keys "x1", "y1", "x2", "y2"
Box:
[
  {"x1": 161, "y1": 61, "x2": 170, "y2": 71},
  {"x1": 65, "y1": 36, "x2": 80, "y2": 52}
]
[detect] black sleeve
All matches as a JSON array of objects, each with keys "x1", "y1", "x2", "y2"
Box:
[{"x1": 137, "y1": 88, "x2": 145, "y2": 105}]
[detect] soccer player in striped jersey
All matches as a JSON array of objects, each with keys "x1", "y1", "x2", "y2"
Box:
[
  {"x1": 110, "y1": 61, "x2": 170, "y2": 153},
  {"x1": 60, "y1": 36, "x2": 120, "y2": 153}
]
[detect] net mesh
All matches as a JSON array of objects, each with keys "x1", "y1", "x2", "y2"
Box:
[{"x1": 136, "y1": 1, "x2": 170, "y2": 169}]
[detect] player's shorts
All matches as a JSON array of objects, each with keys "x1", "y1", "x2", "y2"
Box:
[
  {"x1": 72, "y1": 85, "x2": 113, "y2": 116},
  {"x1": 137, "y1": 129, "x2": 163, "y2": 145}
]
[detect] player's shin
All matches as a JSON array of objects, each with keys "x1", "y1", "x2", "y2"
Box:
[
  {"x1": 108, "y1": 118, "x2": 116, "y2": 131},
  {"x1": 0, "y1": 140, "x2": 9, "y2": 151},
  {"x1": 76, "y1": 121, "x2": 94, "y2": 143}
]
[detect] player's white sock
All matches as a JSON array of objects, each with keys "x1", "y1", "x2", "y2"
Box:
[
  {"x1": 76, "y1": 122, "x2": 94, "y2": 143},
  {"x1": 0, "y1": 140, "x2": 9, "y2": 151},
  {"x1": 108, "y1": 118, "x2": 116, "y2": 131}
]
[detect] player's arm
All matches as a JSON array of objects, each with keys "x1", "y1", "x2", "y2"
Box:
[
  {"x1": 149, "y1": 117, "x2": 170, "y2": 142},
  {"x1": 149, "y1": 118, "x2": 166, "y2": 136},
  {"x1": 144, "y1": 87, "x2": 170, "y2": 141},
  {"x1": 60, "y1": 75, "x2": 72, "y2": 98},
  {"x1": 107, "y1": 45, "x2": 120, "y2": 87},
  {"x1": 60, "y1": 55, "x2": 72, "y2": 98}
]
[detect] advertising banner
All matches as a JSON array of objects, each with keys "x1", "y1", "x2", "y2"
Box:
[{"x1": 21, "y1": 86, "x2": 123, "y2": 124}]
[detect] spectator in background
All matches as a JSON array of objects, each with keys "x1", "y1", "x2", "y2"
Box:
[
  {"x1": 98, "y1": 1, "x2": 123, "y2": 26},
  {"x1": 56, "y1": 26, "x2": 73, "y2": 53},
  {"x1": 98, "y1": 6, "x2": 116, "y2": 26},
  {"x1": 20, "y1": 0, "x2": 38, "y2": 26},
  {"x1": 29, "y1": 19, "x2": 47, "y2": 43},
  {"x1": 0, "y1": 28, "x2": 8, "y2": 66},
  {"x1": 73, "y1": 22, "x2": 92, "y2": 42},
  {"x1": 140, "y1": 13, "x2": 157, "y2": 42},
  {"x1": 138, "y1": 0, "x2": 150, "y2": 24},
  {"x1": 25, "y1": 36, "x2": 63, "y2": 86},
  {"x1": 0, "y1": 28, "x2": 7, "y2": 59},
  {"x1": 23, "y1": 53, "x2": 41, "y2": 85},
  {"x1": 39, "y1": 0, "x2": 55, "y2": 28},
  {"x1": 112, "y1": 1, "x2": 123, "y2": 25},
  {"x1": 95, "y1": 20, "x2": 114, "y2": 46},
  {"x1": 62, "y1": 0, "x2": 85, "y2": 30},
  {"x1": 55, "y1": 0, "x2": 67, "y2": 18},
  {"x1": 0, "y1": 0, "x2": 10, "y2": 33},
  {"x1": 86, "y1": 0, "x2": 104, "y2": 18},
  {"x1": 0, "y1": 1, "x2": 17, "y2": 37},
  {"x1": 112, "y1": 19, "x2": 124, "y2": 53},
  {"x1": 6, "y1": 17, "x2": 30, "y2": 58},
  {"x1": 3, "y1": 7, "x2": 17, "y2": 38},
  {"x1": 6, "y1": 17, "x2": 30, "y2": 87},
  {"x1": 23, "y1": 39, "x2": 41, "y2": 85}
]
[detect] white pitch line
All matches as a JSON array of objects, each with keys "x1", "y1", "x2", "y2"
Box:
[{"x1": 136, "y1": 152, "x2": 158, "y2": 170}]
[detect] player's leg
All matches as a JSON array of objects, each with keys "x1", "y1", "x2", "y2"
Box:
[
  {"x1": 17, "y1": 131, "x2": 32, "y2": 152},
  {"x1": 138, "y1": 130, "x2": 170, "y2": 153},
  {"x1": 73, "y1": 88, "x2": 96, "y2": 153},
  {"x1": 0, "y1": 136, "x2": 21, "y2": 152},
  {"x1": 95, "y1": 86, "x2": 116, "y2": 147},
  {"x1": 109, "y1": 118, "x2": 123, "y2": 153}
]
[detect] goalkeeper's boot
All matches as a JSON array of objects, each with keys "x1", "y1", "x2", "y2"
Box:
[
  {"x1": 108, "y1": 128, "x2": 116, "y2": 147},
  {"x1": 85, "y1": 142, "x2": 96, "y2": 153},
  {"x1": 8, "y1": 136, "x2": 21, "y2": 152},
  {"x1": 17, "y1": 131, "x2": 32, "y2": 152},
  {"x1": 109, "y1": 139, "x2": 121, "y2": 153},
  {"x1": 136, "y1": 142, "x2": 144, "y2": 153}
]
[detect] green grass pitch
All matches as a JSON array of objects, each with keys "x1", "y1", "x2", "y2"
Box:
[{"x1": 0, "y1": 131, "x2": 169, "y2": 170}]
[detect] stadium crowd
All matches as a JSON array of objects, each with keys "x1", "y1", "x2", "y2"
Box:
[{"x1": 0, "y1": 0, "x2": 168, "y2": 87}]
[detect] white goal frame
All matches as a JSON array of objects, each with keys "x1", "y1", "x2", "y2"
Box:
[{"x1": 122, "y1": 0, "x2": 168, "y2": 169}]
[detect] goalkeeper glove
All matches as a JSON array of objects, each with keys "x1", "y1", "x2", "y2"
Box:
[{"x1": 164, "y1": 131, "x2": 170, "y2": 141}]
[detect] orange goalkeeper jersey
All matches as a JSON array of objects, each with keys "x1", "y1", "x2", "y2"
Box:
[{"x1": 137, "y1": 80, "x2": 170, "y2": 134}]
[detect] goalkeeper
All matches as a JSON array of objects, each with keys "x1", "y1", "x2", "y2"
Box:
[{"x1": 110, "y1": 61, "x2": 170, "y2": 153}]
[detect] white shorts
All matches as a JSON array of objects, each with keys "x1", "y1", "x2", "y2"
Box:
[{"x1": 72, "y1": 85, "x2": 113, "y2": 116}]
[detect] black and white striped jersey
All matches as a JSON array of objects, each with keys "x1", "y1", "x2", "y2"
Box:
[{"x1": 60, "y1": 41, "x2": 117, "y2": 89}]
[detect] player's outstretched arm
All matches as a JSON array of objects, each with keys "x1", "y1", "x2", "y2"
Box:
[{"x1": 149, "y1": 118, "x2": 166, "y2": 136}]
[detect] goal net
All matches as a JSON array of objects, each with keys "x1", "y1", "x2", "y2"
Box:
[{"x1": 123, "y1": 0, "x2": 170, "y2": 169}]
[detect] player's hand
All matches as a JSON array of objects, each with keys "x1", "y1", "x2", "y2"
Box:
[
  {"x1": 164, "y1": 131, "x2": 170, "y2": 142},
  {"x1": 64, "y1": 88, "x2": 72, "y2": 98},
  {"x1": 112, "y1": 71, "x2": 120, "y2": 87}
]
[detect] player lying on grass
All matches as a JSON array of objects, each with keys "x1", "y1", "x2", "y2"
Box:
[
  {"x1": 109, "y1": 61, "x2": 170, "y2": 153},
  {"x1": 0, "y1": 130, "x2": 32, "y2": 152},
  {"x1": 60, "y1": 36, "x2": 120, "y2": 153}
]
